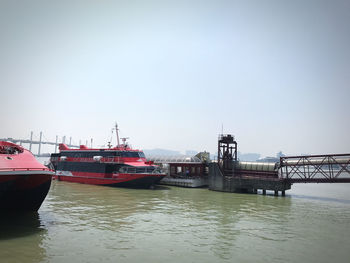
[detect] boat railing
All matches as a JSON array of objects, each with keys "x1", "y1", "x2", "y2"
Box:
[
  {"x1": 0, "y1": 167, "x2": 52, "y2": 171},
  {"x1": 120, "y1": 166, "x2": 163, "y2": 174}
]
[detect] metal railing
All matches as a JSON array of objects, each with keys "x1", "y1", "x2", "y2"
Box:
[
  {"x1": 279, "y1": 154, "x2": 350, "y2": 183},
  {"x1": 0, "y1": 167, "x2": 52, "y2": 172},
  {"x1": 119, "y1": 166, "x2": 163, "y2": 174}
]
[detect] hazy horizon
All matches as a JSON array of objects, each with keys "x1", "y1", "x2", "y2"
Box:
[{"x1": 1, "y1": 0, "x2": 349, "y2": 157}]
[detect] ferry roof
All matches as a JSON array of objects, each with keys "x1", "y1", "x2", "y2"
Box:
[
  {"x1": 147, "y1": 155, "x2": 202, "y2": 164},
  {"x1": 59, "y1": 143, "x2": 141, "y2": 152}
]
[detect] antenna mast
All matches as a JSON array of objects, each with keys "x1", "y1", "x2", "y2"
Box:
[{"x1": 115, "y1": 122, "x2": 120, "y2": 147}]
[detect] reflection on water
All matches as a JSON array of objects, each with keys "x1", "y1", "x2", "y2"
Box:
[
  {"x1": 0, "y1": 212, "x2": 42, "y2": 239},
  {"x1": 0, "y1": 212, "x2": 47, "y2": 263},
  {"x1": 1, "y1": 181, "x2": 350, "y2": 263}
]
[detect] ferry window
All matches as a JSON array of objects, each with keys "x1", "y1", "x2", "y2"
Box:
[
  {"x1": 139, "y1": 152, "x2": 145, "y2": 158},
  {"x1": 101, "y1": 152, "x2": 114, "y2": 157},
  {"x1": 177, "y1": 167, "x2": 182, "y2": 173},
  {"x1": 123, "y1": 152, "x2": 139, "y2": 157},
  {"x1": 170, "y1": 166, "x2": 176, "y2": 174},
  {"x1": 191, "y1": 167, "x2": 196, "y2": 174}
]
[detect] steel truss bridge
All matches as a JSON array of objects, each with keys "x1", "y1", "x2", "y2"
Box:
[
  {"x1": 0, "y1": 132, "x2": 80, "y2": 156},
  {"x1": 279, "y1": 154, "x2": 350, "y2": 183}
]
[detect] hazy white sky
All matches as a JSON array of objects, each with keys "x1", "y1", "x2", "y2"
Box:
[{"x1": 1, "y1": 0, "x2": 349, "y2": 157}]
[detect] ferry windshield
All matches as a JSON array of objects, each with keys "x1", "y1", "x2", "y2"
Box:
[{"x1": 119, "y1": 151, "x2": 146, "y2": 158}]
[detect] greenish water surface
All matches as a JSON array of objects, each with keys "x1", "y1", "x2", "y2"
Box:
[{"x1": 1, "y1": 181, "x2": 350, "y2": 263}]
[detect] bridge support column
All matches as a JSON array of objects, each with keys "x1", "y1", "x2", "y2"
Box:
[
  {"x1": 253, "y1": 189, "x2": 257, "y2": 194},
  {"x1": 274, "y1": 190, "x2": 278, "y2": 196},
  {"x1": 29, "y1": 131, "x2": 33, "y2": 151},
  {"x1": 38, "y1": 131, "x2": 42, "y2": 156},
  {"x1": 282, "y1": 191, "x2": 285, "y2": 196},
  {"x1": 262, "y1": 190, "x2": 266, "y2": 195},
  {"x1": 55, "y1": 135, "x2": 58, "y2": 153}
]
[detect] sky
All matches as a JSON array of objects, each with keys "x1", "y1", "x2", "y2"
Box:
[{"x1": 0, "y1": 0, "x2": 349, "y2": 157}]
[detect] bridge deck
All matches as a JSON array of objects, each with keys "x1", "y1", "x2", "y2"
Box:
[{"x1": 279, "y1": 154, "x2": 350, "y2": 183}]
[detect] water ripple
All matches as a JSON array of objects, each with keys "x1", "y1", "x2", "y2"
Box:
[{"x1": 2, "y1": 182, "x2": 350, "y2": 263}]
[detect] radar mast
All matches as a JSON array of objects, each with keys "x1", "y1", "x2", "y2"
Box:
[{"x1": 115, "y1": 122, "x2": 120, "y2": 147}]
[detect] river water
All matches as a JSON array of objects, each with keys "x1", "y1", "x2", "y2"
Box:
[{"x1": 1, "y1": 181, "x2": 350, "y2": 263}]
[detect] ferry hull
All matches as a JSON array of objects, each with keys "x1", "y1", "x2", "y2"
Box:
[
  {"x1": 54, "y1": 171, "x2": 165, "y2": 189},
  {"x1": 107, "y1": 175, "x2": 165, "y2": 188},
  {"x1": 0, "y1": 172, "x2": 52, "y2": 211},
  {"x1": 51, "y1": 138, "x2": 166, "y2": 189}
]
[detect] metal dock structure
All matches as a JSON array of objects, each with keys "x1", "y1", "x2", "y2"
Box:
[{"x1": 209, "y1": 134, "x2": 350, "y2": 195}]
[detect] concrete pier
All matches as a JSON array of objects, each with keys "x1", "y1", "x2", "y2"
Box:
[
  {"x1": 158, "y1": 176, "x2": 208, "y2": 188},
  {"x1": 208, "y1": 163, "x2": 291, "y2": 195}
]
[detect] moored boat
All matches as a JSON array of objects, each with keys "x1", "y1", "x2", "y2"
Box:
[
  {"x1": 49, "y1": 125, "x2": 166, "y2": 188},
  {"x1": 0, "y1": 141, "x2": 53, "y2": 211}
]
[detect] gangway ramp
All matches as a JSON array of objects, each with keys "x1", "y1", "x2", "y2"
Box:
[{"x1": 279, "y1": 154, "x2": 350, "y2": 183}]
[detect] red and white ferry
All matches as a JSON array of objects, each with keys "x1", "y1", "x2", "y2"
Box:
[
  {"x1": 49, "y1": 125, "x2": 166, "y2": 188},
  {"x1": 0, "y1": 141, "x2": 53, "y2": 211}
]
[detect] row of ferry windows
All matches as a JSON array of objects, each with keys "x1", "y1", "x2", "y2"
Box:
[{"x1": 61, "y1": 151, "x2": 145, "y2": 158}]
